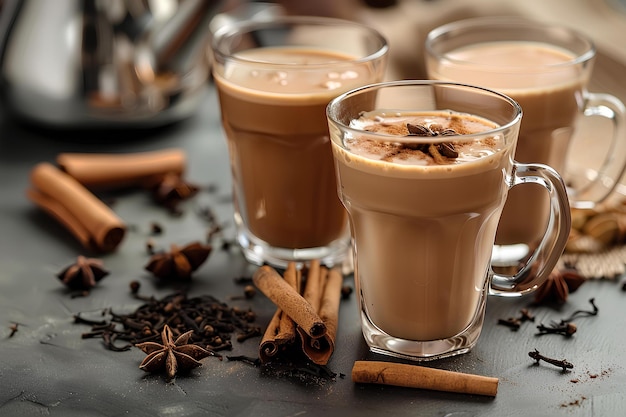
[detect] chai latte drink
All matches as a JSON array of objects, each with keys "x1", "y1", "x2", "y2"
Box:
[
  {"x1": 426, "y1": 18, "x2": 626, "y2": 257},
  {"x1": 212, "y1": 18, "x2": 388, "y2": 267},
  {"x1": 332, "y1": 110, "x2": 510, "y2": 341},
  {"x1": 328, "y1": 81, "x2": 571, "y2": 360},
  {"x1": 428, "y1": 41, "x2": 582, "y2": 245}
]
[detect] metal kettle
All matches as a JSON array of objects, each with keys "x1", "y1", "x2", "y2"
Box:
[{"x1": 0, "y1": 0, "x2": 223, "y2": 128}]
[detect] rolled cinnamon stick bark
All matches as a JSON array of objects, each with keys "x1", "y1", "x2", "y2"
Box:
[
  {"x1": 27, "y1": 163, "x2": 126, "y2": 252},
  {"x1": 253, "y1": 265, "x2": 326, "y2": 339},
  {"x1": 259, "y1": 310, "x2": 283, "y2": 361},
  {"x1": 259, "y1": 262, "x2": 300, "y2": 362},
  {"x1": 302, "y1": 259, "x2": 322, "y2": 312},
  {"x1": 352, "y1": 361, "x2": 499, "y2": 397},
  {"x1": 276, "y1": 263, "x2": 300, "y2": 342},
  {"x1": 57, "y1": 148, "x2": 186, "y2": 189},
  {"x1": 300, "y1": 266, "x2": 343, "y2": 365}
]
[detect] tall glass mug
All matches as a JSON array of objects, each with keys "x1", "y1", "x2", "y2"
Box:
[
  {"x1": 327, "y1": 81, "x2": 571, "y2": 360},
  {"x1": 211, "y1": 17, "x2": 388, "y2": 267},
  {"x1": 425, "y1": 18, "x2": 626, "y2": 264}
]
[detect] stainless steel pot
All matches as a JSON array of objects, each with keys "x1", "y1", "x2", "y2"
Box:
[{"x1": 0, "y1": 0, "x2": 223, "y2": 128}]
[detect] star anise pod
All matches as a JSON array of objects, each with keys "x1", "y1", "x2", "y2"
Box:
[
  {"x1": 405, "y1": 123, "x2": 459, "y2": 159},
  {"x1": 57, "y1": 255, "x2": 109, "y2": 291},
  {"x1": 135, "y1": 324, "x2": 212, "y2": 380},
  {"x1": 145, "y1": 242, "x2": 212, "y2": 280},
  {"x1": 151, "y1": 173, "x2": 199, "y2": 212},
  {"x1": 534, "y1": 267, "x2": 586, "y2": 304}
]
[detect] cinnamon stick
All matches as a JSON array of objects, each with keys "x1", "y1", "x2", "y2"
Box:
[
  {"x1": 27, "y1": 163, "x2": 126, "y2": 252},
  {"x1": 259, "y1": 310, "x2": 283, "y2": 361},
  {"x1": 57, "y1": 148, "x2": 186, "y2": 190},
  {"x1": 300, "y1": 266, "x2": 343, "y2": 365},
  {"x1": 302, "y1": 259, "x2": 323, "y2": 312},
  {"x1": 259, "y1": 262, "x2": 300, "y2": 362},
  {"x1": 253, "y1": 265, "x2": 326, "y2": 339},
  {"x1": 352, "y1": 361, "x2": 499, "y2": 397},
  {"x1": 276, "y1": 263, "x2": 301, "y2": 342}
]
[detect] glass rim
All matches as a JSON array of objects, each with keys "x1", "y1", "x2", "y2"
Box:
[
  {"x1": 211, "y1": 15, "x2": 389, "y2": 69},
  {"x1": 425, "y1": 16, "x2": 596, "y2": 70},
  {"x1": 326, "y1": 80, "x2": 523, "y2": 144}
]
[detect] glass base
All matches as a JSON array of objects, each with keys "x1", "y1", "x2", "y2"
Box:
[
  {"x1": 235, "y1": 223, "x2": 350, "y2": 269},
  {"x1": 359, "y1": 286, "x2": 488, "y2": 361}
]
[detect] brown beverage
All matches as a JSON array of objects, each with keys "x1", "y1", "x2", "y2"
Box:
[
  {"x1": 213, "y1": 46, "x2": 386, "y2": 262},
  {"x1": 427, "y1": 41, "x2": 583, "y2": 244},
  {"x1": 332, "y1": 111, "x2": 511, "y2": 340}
]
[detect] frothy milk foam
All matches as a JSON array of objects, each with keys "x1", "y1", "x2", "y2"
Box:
[
  {"x1": 215, "y1": 47, "x2": 379, "y2": 249},
  {"x1": 333, "y1": 111, "x2": 512, "y2": 341},
  {"x1": 428, "y1": 41, "x2": 583, "y2": 245}
]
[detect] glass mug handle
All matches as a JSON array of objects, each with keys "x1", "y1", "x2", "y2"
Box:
[
  {"x1": 570, "y1": 92, "x2": 626, "y2": 208},
  {"x1": 490, "y1": 163, "x2": 572, "y2": 295}
]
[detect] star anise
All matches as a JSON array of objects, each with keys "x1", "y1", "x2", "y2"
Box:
[
  {"x1": 534, "y1": 267, "x2": 586, "y2": 304},
  {"x1": 405, "y1": 123, "x2": 459, "y2": 159},
  {"x1": 151, "y1": 173, "x2": 199, "y2": 213},
  {"x1": 135, "y1": 324, "x2": 212, "y2": 380},
  {"x1": 145, "y1": 241, "x2": 212, "y2": 280},
  {"x1": 57, "y1": 255, "x2": 109, "y2": 291}
]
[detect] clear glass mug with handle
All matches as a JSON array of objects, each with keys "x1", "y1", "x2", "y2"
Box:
[
  {"x1": 425, "y1": 17, "x2": 626, "y2": 264},
  {"x1": 327, "y1": 80, "x2": 571, "y2": 360}
]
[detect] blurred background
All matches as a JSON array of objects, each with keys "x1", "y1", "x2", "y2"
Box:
[{"x1": 0, "y1": 0, "x2": 624, "y2": 130}]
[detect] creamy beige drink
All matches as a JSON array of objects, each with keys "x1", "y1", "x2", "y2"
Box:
[
  {"x1": 213, "y1": 41, "x2": 387, "y2": 265},
  {"x1": 332, "y1": 110, "x2": 511, "y2": 341},
  {"x1": 329, "y1": 80, "x2": 571, "y2": 360},
  {"x1": 427, "y1": 41, "x2": 583, "y2": 244}
]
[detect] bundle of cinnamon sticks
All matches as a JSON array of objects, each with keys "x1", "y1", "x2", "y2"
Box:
[
  {"x1": 27, "y1": 148, "x2": 188, "y2": 252},
  {"x1": 253, "y1": 260, "x2": 343, "y2": 365}
]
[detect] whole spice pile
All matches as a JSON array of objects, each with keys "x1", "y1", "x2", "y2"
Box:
[{"x1": 75, "y1": 287, "x2": 261, "y2": 376}]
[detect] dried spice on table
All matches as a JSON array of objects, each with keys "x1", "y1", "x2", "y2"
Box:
[
  {"x1": 136, "y1": 324, "x2": 212, "y2": 380},
  {"x1": 253, "y1": 260, "x2": 344, "y2": 366},
  {"x1": 535, "y1": 322, "x2": 578, "y2": 337},
  {"x1": 529, "y1": 349, "x2": 574, "y2": 371},
  {"x1": 151, "y1": 172, "x2": 199, "y2": 214},
  {"x1": 8, "y1": 323, "x2": 19, "y2": 338},
  {"x1": 533, "y1": 267, "x2": 586, "y2": 304},
  {"x1": 144, "y1": 241, "x2": 212, "y2": 280},
  {"x1": 497, "y1": 308, "x2": 535, "y2": 331},
  {"x1": 76, "y1": 290, "x2": 261, "y2": 359},
  {"x1": 57, "y1": 255, "x2": 109, "y2": 293}
]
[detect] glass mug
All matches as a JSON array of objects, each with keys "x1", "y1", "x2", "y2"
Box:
[
  {"x1": 326, "y1": 81, "x2": 571, "y2": 360},
  {"x1": 425, "y1": 17, "x2": 626, "y2": 265},
  {"x1": 211, "y1": 16, "x2": 388, "y2": 267}
]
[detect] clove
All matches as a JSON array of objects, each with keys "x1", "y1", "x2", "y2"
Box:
[
  {"x1": 497, "y1": 308, "x2": 535, "y2": 331},
  {"x1": 8, "y1": 323, "x2": 19, "y2": 338},
  {"x1": 536, "y1": 322, "x2": 577, "y2": 337},
  {"x1": 529, "y1": 349, "x2": 574, "y2": 371},
  {"x1": 497, "y1": 317, "x2": 521, "y2": 331}
]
